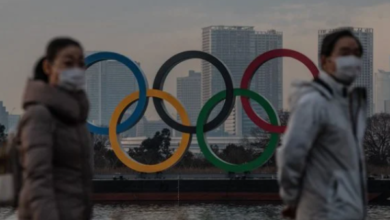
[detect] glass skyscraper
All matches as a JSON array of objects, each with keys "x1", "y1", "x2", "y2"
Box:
[
  {"x1": 202, "y1": 26, "x2": 283, "y2": 136},
  {"x1": 175, "y1": 70, "x2": 202, "y2": 137},
  {"x1": 374, "y1": 70, "x2": 390, "y2": 113},
  {"x1": 85, "y1": 52, "x2": 139, "y2": 137}
]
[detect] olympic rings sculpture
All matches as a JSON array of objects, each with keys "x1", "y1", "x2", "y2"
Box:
[{"x1": 86, "y1": 49, "x2": 319, "y2": 173}]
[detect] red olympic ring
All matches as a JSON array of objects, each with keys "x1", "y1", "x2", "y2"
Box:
[{"x1": 240, "y1": 49, "x2": 319, "y2": 134}]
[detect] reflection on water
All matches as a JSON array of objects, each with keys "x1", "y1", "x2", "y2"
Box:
[{"x1": 1, "y1": 203, "x2": 389, "y2": 220}]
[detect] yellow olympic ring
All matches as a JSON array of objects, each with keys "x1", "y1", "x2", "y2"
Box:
[{"x1": 109, "y1": 89, "x2": 191, "y2": 173}]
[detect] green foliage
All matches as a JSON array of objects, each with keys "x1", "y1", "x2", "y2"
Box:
[
  {"x1": 92, "y1": 134, "x2": 125, "y2": 170},
  {"x1": 364, "y1": 113, "x2": 390, "y2": 166},
  {"x1": 241, "y1": 111, "x2": 290, "y2": 167},
  {"x1": 128, "y1": 128, "x2": 173, "y2": 165},
  {"x1": 90, "y1": 111, "x2": 390, "y2": 174},
  {"x1": 176, "y1": 150, "x2": 214, "y2": 169},
  {"x1": 0, "y1": 123, "x2": 6, "y2": 145},
  {"x1": 217, "y1": 144, "x2": 258, "y2": 165}
]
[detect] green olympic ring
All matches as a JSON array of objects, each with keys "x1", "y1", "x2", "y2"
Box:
[{"x1": 196, "y1": 88, "x2": 280, "y2": 173}]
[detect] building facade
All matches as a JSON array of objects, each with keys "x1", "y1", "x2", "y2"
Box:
[
  {"x1": 254, "y1": 30, "x2": 283, "y2": 111},
  {"x1": 144, "y1": 120, "x2": 171, "y2": 138},
  {"x1": 318, "y1": 27, "x2": 374, "y2": 115},
  {"x1": 85, "y1": 52, "x2": 140, "y2": 136},
  {"x1": 385, "y1": 100, "x2": 390, "y2": 114},
  {"x1": 135, "y1": 117, "x2": 172, "y2": 138},
  {"x1": 245, "y1": 30, "x2": 283, "y2": 136},
  {"x1": 176, "y1": 70, "x2": 202, "y2": 136},
  {"x1": 202, "y1": 26, "x2": 283, "y2": 136},
  {"x1": 374, "y1": 70, "x2": 390, "y2": 113}
]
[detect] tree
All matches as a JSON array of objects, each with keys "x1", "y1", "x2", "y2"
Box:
[
  {"x1": 0, "y1": 124, "x2": 6, "y2": 146},
  {"x1": 0, "y1": 124, "x2": 6, "y2": 174},
  {"x1": 210, "y1": 144, "x2": 219, "y2": 154},
  {"x1": 92, "y1": 134, "x2": 109, "y2": 169},
  {"x1": 176, "y1": 150, "x2": 195, "y2": 168},
  {"x1": 128, "y1": 128, "x2": 172, "y2": 165},
  {"x1": 243, "y1": 110, "x2": 290, "y2": 146},
  {"x1": 241, "y1": 111, "x2": 290, "y2": 166},
  {"x1": 218, "y1": 144, "x2": 257, "y2": 165},
  {"x1": 92, "y1": 134, "x2": 125, "y2": 170},
  {"x1": 364, "y1": 113, "x2": 390, "y2": 166},
  {"x1": 277, "y1": 110, "x2": 290, "y2": 127},
  {"x1": 93, "y1": 139, "x2": 107, "y2": 169},
  {"x1": 105, "y1": 149, "x2": 125, "y2": 169}
]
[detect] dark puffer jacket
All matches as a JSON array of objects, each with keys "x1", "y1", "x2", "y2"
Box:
[{"x1": 18, "y1": 80, "x2": 92, "y2": 220}]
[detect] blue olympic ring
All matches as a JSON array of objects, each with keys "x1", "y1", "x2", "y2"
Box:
[{"x1": 85, "y1": 52, "x2": 149, "y2": 135}]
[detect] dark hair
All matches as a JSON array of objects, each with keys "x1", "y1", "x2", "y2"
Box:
[
  {"x1": 33, "y1": 57, "x2": 49, "y2": 82},
  {"x1": 46, "y1": 37, "x2": 83, "y2": 63},
  {"x1": 320, "y1": 29, "x2": 363, "y2": 58}
]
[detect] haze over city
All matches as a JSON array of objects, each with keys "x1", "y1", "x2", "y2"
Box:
[
  {"x1": 0, "y1": 0, "x2": 390, "y2": 118},
  {"x1": 2, "y1": 1, "x2": 390, "y2": 220}
]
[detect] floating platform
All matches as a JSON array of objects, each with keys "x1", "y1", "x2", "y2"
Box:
[{"x1": 92, "y1": 174, "x2": 390, "y2": 204}]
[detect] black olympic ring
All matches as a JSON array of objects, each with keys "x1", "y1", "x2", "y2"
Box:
[{"x1": 152, "y1": 51, "x2": 235, "y2": 134}]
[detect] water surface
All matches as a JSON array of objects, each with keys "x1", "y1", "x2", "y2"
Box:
[{"x1": 1, "y1": 203, "x2": 389, "y2": 220}]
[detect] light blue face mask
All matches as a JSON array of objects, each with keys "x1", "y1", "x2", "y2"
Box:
[
  {"x1": 334, "y1": 56, "x2": 362, "y2": 84},
  {"x1": 58, "y1": 68, "x2": 86, "y2": 91}
]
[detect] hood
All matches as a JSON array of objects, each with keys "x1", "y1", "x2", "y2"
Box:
[
  {"x1": 22, "y1": 80, "x2": 89, "y2": 123},
  {"x1": 288, "y1": 71, "x2": 345, "y2": 109},
  {"x1": 288, "y1": 80, "x2": 317, "y2": 109}
]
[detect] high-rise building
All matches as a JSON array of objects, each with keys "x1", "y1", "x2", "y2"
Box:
[
  {"x1": 318, "y1": 27, "x2": 374, "y2": 115},
  {"x1": 86, "y1": 60, "x2": 102, "y2": 125},
  {"x1": 100, "y1": 60, "x2": 138, "y2": 126},
  {"x1": 254, "y1": 30, "x2": 283, "y2": 111},
  {"x1": 135, "y1": 117, "x2": 172, "y2": 138},
  {"x1": 385, "y1": 100, "x2": 390, "y2": 114},
  {"x1": 202, "y1": 26, "x2": 255, "y2": 137},
  {"x1": 176, "y1": 70, "x2": 201, "y2": 136},
  {"x1": 0, "y1": 101, "x2": 8, "y2": 132},
  {"x1": 374, "y1": 70, "x2": 390, "y2": 113},
  {"x1": 145, "y1": 120, "x2": 171, "y2": 138},
  {"x1": 85, "y1": 52, "x2": 140, "y2": 136},
  {"x1": 202, "y1": 26, "x2": 283, "y2": 136},
  {"x1": 244, "y1": 30, "x2": 283, "y2": 136},
  {"x1": 135, "y1": 116, "x2": 147, "y2": 137}
]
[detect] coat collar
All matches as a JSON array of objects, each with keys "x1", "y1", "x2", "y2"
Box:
[{"x1": 22, "y1": 80, "x2": 89, "y2": 123}]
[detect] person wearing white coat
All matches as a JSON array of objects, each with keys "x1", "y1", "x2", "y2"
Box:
[{"x1": 277, "y1": 29, "x2": 367, "y2": 220}]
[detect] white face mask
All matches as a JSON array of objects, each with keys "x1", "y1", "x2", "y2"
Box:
[
  {"x1": 334, "y1": 56, "x2": 362, "y2": 85},
  {"x1": 58, "y1": 68, "x2": 86, "y2": 91}
]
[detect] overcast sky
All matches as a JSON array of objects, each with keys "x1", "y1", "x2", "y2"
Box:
[{"x1": 0, "y1": 0, "x2": 389, "y2": 117}]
